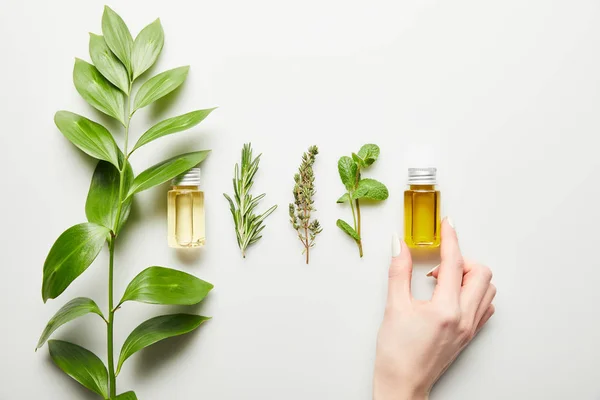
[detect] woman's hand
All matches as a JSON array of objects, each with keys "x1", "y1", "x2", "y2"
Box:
[{"x1": 373, "y1": 218, "x2": 496, "y2": 400}]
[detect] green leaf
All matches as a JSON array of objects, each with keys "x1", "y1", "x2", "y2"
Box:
[
  {"x1": 42, "y1": 223, "x2": 110, "y2": 302},
  {"x1": 85, "y1": 160, "x2": 134, "y2": 233},
  {"x1": 73, "y1": 59, "x2": 125, "y2": 125},
  {"x1": 351, "y1": 152, "x2": 365, "y2": 167},
  {"x1": 115, "y1": 392, "x2": 138, "y2": 400},
  {"x1": 120, "y1": 266, "x2": 213, "y2": 306},
  {"x1": 336, "y1": 193, "x2": 350, "y2": 204},
  {"x1": 117, "y1": 314, "x2": 209, "y2": 375},
  {"x1": 102, "y1": 6, "x2": 133, "y2": 75},
  {"x1": 131, "y1": 108, "x2": 216, "y2": 153},
  {"x1": 132, "y1": 66, "x2": 189, "y2": 112},
  {"x1": 48, "y1": 340, "x2": 108, "y2": 398},
  {"x1": 36, "y1": 298, "x2": 104, "y2": 350},
  {"x1": 132, "y1": 18, "x2": 164, "y2": 81},
  {"x1": 357, "y1": 144, "x2": 380, "y2": 166},
  {"x1": 89, "y1": 33, "x2": 129, "y2": 94},
  {"x1": 126, "y1": 150, "x2": 210, "y2": 198},
  {"x1": 338, "y1": 156, "x2": 358, "y2": 191},
  {"x1": 336, "y1": 219, "x2": 360, "y2": 241},
  {"x1": 352, "y1": 178, "x2": 389, "y2": 201},
  {"x1": 54, "y1": 111, "x2": 120, "y2": 168}
]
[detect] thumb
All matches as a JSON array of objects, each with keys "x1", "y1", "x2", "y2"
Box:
[{"x1": 387, "y1": 233, "x2": 413, "y2": 308}]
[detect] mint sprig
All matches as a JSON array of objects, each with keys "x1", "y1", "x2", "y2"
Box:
[{"x1": 336, "y1": 144, "x2": 389, "y2": 257}]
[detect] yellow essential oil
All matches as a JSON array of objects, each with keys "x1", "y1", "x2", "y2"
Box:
[
  {"x1": 404, "y1": 168, "x2": 441, "y2": 248},
  {"x1": 168, "y1": 168, "x2": 206, "y2": 248}
]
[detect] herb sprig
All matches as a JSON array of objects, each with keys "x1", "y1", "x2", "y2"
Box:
[
  {"x1": 224, "y1": 143, "x2": 277, "y2": 258},
  {"x1": 336, "y1": 144, "x2": 389, "y2": 257},
  {"x1": 289, "y1": 145, "x2": 322, "y2": 264},
  {"x1": 38, "y1": 7, "x2": 214, "y2": 399}
]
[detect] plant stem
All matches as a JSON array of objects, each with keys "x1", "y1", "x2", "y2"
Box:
[
  {"x1": 107, "y1": 89, "x2": 132, "y2": 398},
  {"x1": 303, "y1": 203, "x2": 309, "y2": 264},
  {"x1": 349, "y1": 192, "x2": 357, "y2": 229},
  {"x1": 355, "y1": 199, "x2": 363, "y2": 257},
  {"x1": 353, "y1": 166, "x2": 363, "y2": 257},
  {"x1": 107, "y1": 237, "x2": 116, "y2": 398}
]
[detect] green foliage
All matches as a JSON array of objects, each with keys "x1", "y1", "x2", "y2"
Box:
[
  {"x1": 336, "y1": 219, "x2": 360, "y2": 241},
  {"x1": 54, "y1": 111, "x2": 121, "y2": 168},
  {"x1": 48, "y1": 340, "x2": 109, "y2": 398},
  {"x1": 73, "y1": 58, "x2": 125, "y2": 125},
  {"x1": 120, "y1": 266, "x2": 214, "y2": 306},
  {"x1": 85, "y1": 160, "x2": 133, "y2": 234},
  {"x1": 356, "y1": 143, "x2": 380, "y2": 166},
  {"x1": 337, "y1": 156, "x2": 358, "y2": 191},
  {"x1": 37, "y1": 298, "x2": 104, "y2": 350},
  {"x1": 40, "y1": 6, "x2": 215, "y2": 398},
  {"x1": 117, "y1": 314, "x2": 210, "y2": 375},
  {"x1": 42, "y1": 223, "x2": 110, "y2": 302},
  {"x1": 224, "y1": 143, "x2": 278, "y2": 258},
  {"x1": 102, "y1": 6, "x2": 134, "y2": 75},
  {"x1": 126, "y1": 150, "x2": 211, "y2": 198},
  {"x1": 132, "y1": 19, "x2": 164, "y2": 81},
  {"x1": 353, "y1": 178, "x2": 389, "y2": 200},
  {"x1": 116, "y1": 392, "x2": 138, "y2": 400},
  {"x1": 131, "y1": 108, "x2": 216, "y2": 153},
  {"x1": 336, "y1": 193, "x2": 350, "y2": 203},
  {"x1": 89, "y1": 33, "x2": 130, "y2": 94},
  {"x1": 336, "y1": 144, "x2": 388, "y2": 257},
  {"x1": 289, "y1": 145, "x2": 322, "y2": 264},
  {"x1": 133, "y1": 66, "x2": 189, "y2": 112}
]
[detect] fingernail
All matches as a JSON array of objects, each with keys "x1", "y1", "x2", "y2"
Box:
[
  {"x1": 426, "y1": 264, "x2": 440, "y2": 277},
  {"x1": 446, "y1": 216, "x2": 455, "y2": 229},
  {"x1": 391, "y1": 232, "x2": 402, "y2": 257}
]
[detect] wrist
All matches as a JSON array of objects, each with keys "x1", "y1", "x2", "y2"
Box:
[
  {"x1": 374, "y1": 393, "x2": 428, "y2": 400},
  {"x1": 374, "y1": 384, "x2": 429, "y2": 400}
]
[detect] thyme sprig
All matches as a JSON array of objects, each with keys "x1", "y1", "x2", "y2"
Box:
[
  {"x1": 224, "y1": 143, "x2": 277, "y2": 258},
  {"x1": 289, "y1": 145, "x2": 322, "y2": 264}
]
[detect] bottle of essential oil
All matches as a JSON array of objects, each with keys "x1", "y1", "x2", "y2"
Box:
[
  {"x1": 168, "y1": 167, "x2": 205, "y2": 248},
  {"x1": 404, "y1": 167, "x2": 441, "y2": 248}
]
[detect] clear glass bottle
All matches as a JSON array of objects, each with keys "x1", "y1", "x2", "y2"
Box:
[
  {"x1": 168, "y1": 167, "x2": 205, "y2": 248},
  {"x1": 404, "y1": 167, "x2": 441, "y2": 248}
]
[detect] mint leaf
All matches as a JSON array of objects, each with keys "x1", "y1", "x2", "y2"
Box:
[
  {"x1": 357, "y1": 144, "x2": 380, "y2": 166},
  {"x1": 336, "y1": 219, "x2": 360, "y2": 241},
  {"x1": 336, "y1": 193, "x2": 351, "y2": 204},
  {"x1": 352, "y1": 152, "x2": 364, "y2": 167},
  {"x1": 338, "y1": 156, "x2": 358, "y2": 191},
  {"x1": 353, "y1": 178, "x2": 389, "y2": 201}
]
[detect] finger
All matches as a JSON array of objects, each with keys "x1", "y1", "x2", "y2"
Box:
[
  {"x1": 433, "y1": 217, "x2": 464, "y2": 302},
  {"x1": 426, "y1": 264, "x2": 440, "y2": 277},
  {"x1": 475, "y1": 304, "x2": 495, "y2": 333},
  {"x1": 428, "y1": 257, "x2": 473, "y2": 279},
  {"x1": 474, "y1": 283, "x2": 496, "y2": 325},
  {"x1": 387, "y1": 233, "x2": 413, "y2": 308},
  {"x1": 460, "y1": 264, "x2": 493, "y2": 321}
]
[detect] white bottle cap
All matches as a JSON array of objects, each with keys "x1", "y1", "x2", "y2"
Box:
[
  {"x1": 408, "y1": 167, "x2": 437, "y2": 185},
  {"x1": 172, "y1": 167, "x2": 201, "y2": 186}
]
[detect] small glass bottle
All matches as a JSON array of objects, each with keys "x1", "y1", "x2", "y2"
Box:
[
  {"x1": 404, "y1": 167, "x2": 441, "y2": 248},
  {"x1": 168, "y1": 167, "x2": 205, "y2": 248}
]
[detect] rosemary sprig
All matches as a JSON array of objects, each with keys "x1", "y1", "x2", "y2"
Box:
[
  {"x1": 224, "y1": 143, "x2": 277, "y2": 258},
  {"x1": 289, "y1": 145, "x2": 322, "y2": 264}
]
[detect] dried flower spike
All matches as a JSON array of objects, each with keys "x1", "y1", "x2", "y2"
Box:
[{"x1": 289, "y1": 145, "x2": 322, "y2": 264}]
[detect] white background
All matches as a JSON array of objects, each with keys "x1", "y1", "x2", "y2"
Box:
[{"x1": 1, "y1": 0, "x2": 599, "y2": 399}]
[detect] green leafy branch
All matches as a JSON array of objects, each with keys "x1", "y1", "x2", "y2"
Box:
[
  {"x1": 38, "y1": 7, "x2": 215, "y2": 399},
  {"x1": 289, "y1": 145, "x2": 322, "y2": 264},
  {"x1": 336, "y1": 144, "x2": 389, "y2": 257},
  {"x1": 224, "y1": 143, "x2": 277, "y2": 258}
]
